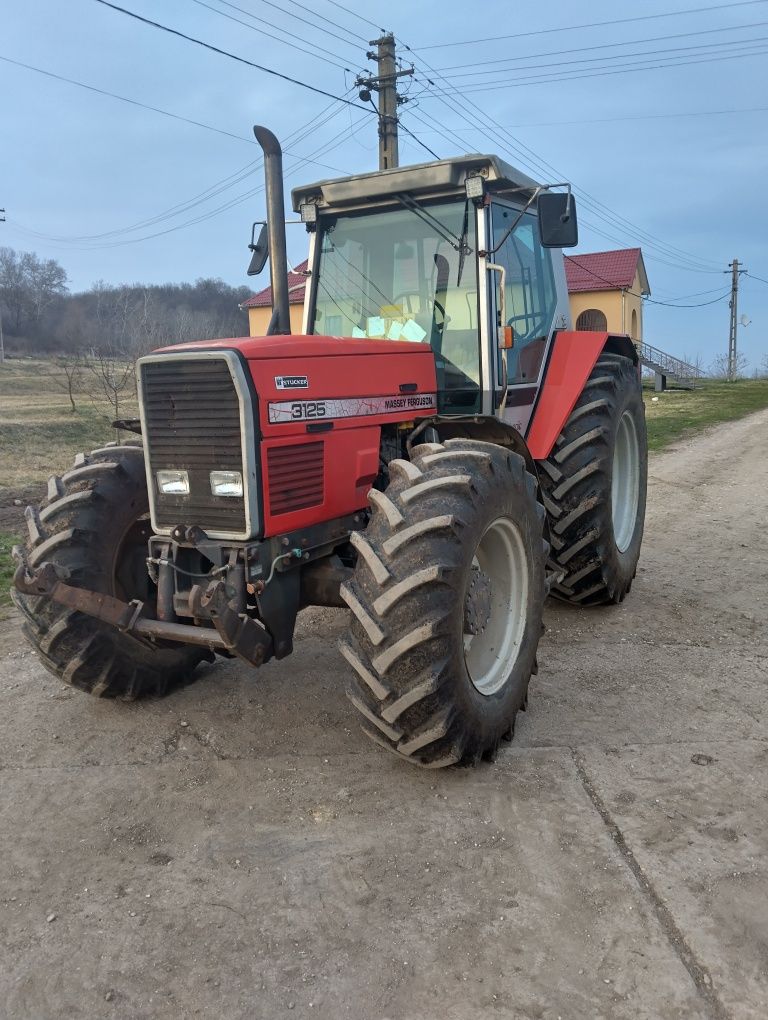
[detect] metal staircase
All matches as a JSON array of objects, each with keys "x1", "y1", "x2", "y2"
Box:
[{"x1": 638, "y1": 342, "x2": 699, "y2": 391}]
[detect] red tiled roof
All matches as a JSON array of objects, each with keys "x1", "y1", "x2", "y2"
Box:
[
  {"x1": 564, "y1": 248, "x2": 644, "y2": 293},
  {"x1": 240, "y1": 259, "x2": 309, "y2": 308}
]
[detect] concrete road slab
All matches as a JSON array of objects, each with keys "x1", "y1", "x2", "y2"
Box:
[
  {"x1": 582, "y1": 741, "x2": 768, "y2": 1019},
  {"x1": 1, "y1": 748, "x2": 705, "y2": 1020}
]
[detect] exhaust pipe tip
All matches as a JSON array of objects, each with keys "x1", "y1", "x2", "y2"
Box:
[{"x1": 253, "y1": 125, "x2": 291, "y2": 335}]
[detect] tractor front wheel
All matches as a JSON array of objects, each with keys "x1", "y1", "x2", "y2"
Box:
[
  {"x1": 340, "y1": 439, "x2": 547, "y2": 768},
  {"x1": 13, "y1": 444, "x2": 208, "y2": 698}
]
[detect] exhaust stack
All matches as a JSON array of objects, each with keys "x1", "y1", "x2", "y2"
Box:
[{"x1": 253, "y1": 125, "x2": 291, "y2": 335}]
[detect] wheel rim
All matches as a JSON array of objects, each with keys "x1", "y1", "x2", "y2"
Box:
[
  {"x1": 464, "y1": 517, "x2": 529, "y2": 696},
  {"x1": 612, "y1": 410, "x2": 640, "y2": 553}
]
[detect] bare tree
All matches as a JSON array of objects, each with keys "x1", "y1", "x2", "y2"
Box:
[
  {"x1": 711, "y1": 351, "x2": 749, "y2": 379},
  {"x1": 86, "y1": 349, "x2": 136, "y2": 432},
  {"x1": 0, "y1": 246, "x2": 67, "y2": 336},
  {"x1": 682, "y1": 351, "x2": 708, "y2": 379},
  {"x1": 51, "y1": 355, "x2": 84, "y2": 413}
]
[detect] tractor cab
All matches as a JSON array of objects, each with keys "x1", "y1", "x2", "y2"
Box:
[{"x1": 293, "y1": 155, "x2": 576, "y2": 431}]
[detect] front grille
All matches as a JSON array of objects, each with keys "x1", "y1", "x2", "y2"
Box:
[
  {"x1": 140, "y1": 357, "x2": 249, "y2": 535},
  {"x1": 267, "y1": 441, "x2": 324, "y2": 515}
]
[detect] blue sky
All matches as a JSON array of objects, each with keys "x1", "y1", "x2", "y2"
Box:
[{"x1": 2, "y1": 0, "x2": 767, "y2": 369}]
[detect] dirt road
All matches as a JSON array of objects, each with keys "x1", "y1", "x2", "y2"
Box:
[{"x1": 1, "y1": 409, "x2": 767, "y2": 1020}]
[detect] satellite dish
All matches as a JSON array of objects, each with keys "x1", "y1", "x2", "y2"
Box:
[{"x1": 739, "y1": 314, "x2": 751, "y2": 327}]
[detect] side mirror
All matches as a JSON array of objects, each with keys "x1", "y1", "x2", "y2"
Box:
[
  {"x1": 247, "y1": 222, "x2": 269, "y2": 276},
  {"x1": 538, "y1": 192, "x2": 578, "y2": 248}
]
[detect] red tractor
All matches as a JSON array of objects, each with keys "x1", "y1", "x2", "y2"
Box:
[{"x1": 13, "y1": 127, "x2": 646, "y2": 768}]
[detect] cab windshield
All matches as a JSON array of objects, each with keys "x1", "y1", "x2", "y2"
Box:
[{"x1": 310, "y1": 200, "x2": 481, "y2": 412}]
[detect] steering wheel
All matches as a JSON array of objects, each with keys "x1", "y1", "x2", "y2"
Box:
[{"x1": 393, "y1": 292, "x2": 449, "y2": 328}]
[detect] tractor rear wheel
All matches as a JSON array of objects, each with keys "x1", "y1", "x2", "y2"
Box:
[
  {"x1": 539, "y1": 351, "x2": 647, "y2": 605},
  {"x1": 340, "y1": 439, "x2": 547, "y2": 768},
  {"x1": 12, "y1": 443, "x2": 208, "y2": 698}
]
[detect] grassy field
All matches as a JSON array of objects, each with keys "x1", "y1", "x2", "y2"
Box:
[
  {"x1": 0, "y1": 357, "x2": 138, "y2": 490},
  {"x1": 2, "y1": 358, "x2": 768, "y2": 611},
  {"x1": 0, "y1": 358, "x2": 139, "y2": 614},
  {"x1": 643, "y1": 377, "x2": 768, "y2": 451}
]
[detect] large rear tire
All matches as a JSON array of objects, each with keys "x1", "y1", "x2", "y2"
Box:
[
  {"x1": 12, "y1": 444, "x2": 208, "y2": 699},
  {"x1": 539, "y1": 351, "x2": 647, "y2": 605},
  {"x1": 340, "y1": 439, "x2": 547, "y2": 768}
]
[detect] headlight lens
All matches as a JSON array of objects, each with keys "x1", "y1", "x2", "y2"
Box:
[
  {"x1": 210, "y1": 470, "x2": 243, "y2": 497},
  {"x1": 156, "y1": 469, "x2": 189, "y2": 495}
]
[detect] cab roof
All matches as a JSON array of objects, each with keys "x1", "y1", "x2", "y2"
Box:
[{"x1": 291, "y1": 153, "x2": 541, "y2": 213}]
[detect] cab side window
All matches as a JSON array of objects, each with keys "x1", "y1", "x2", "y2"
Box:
[{"x1": 492, "y1": 204, "x2": 557, "y2": 385}]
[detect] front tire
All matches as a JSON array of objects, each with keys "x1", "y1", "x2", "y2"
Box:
[
  {"x1": 13, "y1": 444, "x2": 207, "y2": 699},
  {"x1": 539, "y1": 351, "x2": 648, "y2": 605},
  {"x1": 340, "y1": 439, "x2": 547, "y2": 768}
]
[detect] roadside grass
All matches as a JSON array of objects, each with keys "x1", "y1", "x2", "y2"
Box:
[
  {"x1": 0, "y1": 357, "x2": 138, "y2": 489},
  {"x1": 643, "y1": 378, "x2": 768, "y2": 451}
]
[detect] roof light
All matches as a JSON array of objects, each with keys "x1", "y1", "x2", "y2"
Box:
[
  {"x1": 465, "y1": 175, "x2": 484, "y2": 200},
  {"x1": 300, "y1": 202, "x2": 317, "y2": 223}
]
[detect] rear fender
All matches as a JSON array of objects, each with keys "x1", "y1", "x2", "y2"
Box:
[{"x1": 526, "y1": 331, "x2": 636, "y2": 460}]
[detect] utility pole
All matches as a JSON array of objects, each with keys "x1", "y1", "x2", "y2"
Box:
[
  {"x1": 356, "y1": 35, "x2": 414, "y2": 171},
  {"x1": 727, "y1": 258, "x2": 745, "y2": 381}
]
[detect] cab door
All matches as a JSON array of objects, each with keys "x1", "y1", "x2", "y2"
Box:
[{"x1": 488, "y1": 200, "x2": 568, "y2": 433}]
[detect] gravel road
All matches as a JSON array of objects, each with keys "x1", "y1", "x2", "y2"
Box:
[{"x1": 1, "y1": 409, "x2": 767, "y2": 1020}]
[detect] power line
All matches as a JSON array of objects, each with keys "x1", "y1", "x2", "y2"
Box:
[
  {"x1": 397, "y1": 116, "x2": 441, "y2": 160},
  {"x1": 0, "y1": 54, "x2": 262, "y2": 146},
  {"x1": 406, "y1": 79, "x2": 691, "y2": 270},
  {"x1": 434, "y1": 40, "x2": 768, "y2": 93},
  {"x1": 399, "y1": 38, "x2": 725, "y2": 271},
  {"x1": 319, "y1": 0, "x2": 385, "y2": 33},
  {"x1": 11, "y1": 103, "x2": 355, "y2": 243},
  {"x1": 744, "y1": 271, "x2": 768, "y2": 285},
  {"x1": 0, "y1": 54, "x2": 355, "y2": 171},
  {"x1": 0, "y1": 58, "x2": 359, "y2": 245},
  {"x1": 188, "y1": 0, "x2": 355, "y2": 71},
  {"x1": 408, "y1": 106, "x2": 768, "y2": 131},
  {"x1": 282, "y1": 0, "x2": 368, "y2": 44},
  {"x1": 92, "y1": 0, "x2": 376, "y2": 112},
  {"x1": 400, "y1": 46, "x2": 724, "y2": 273},
  {"x1": 9, "y1": 115, "x2": 369, "y2": 251},
  {"x1": 433, "y1": 25, "x2": 768, "y2": 80},
  {"x1": 431, "y1": 18, "x2": 768, "y2": 73},
  {"x1": 416, "y1": 0, "x2": 768, "y2": 49},
  {"x1": 564, "y1": 255, "x2": 732, "y2": 305}
]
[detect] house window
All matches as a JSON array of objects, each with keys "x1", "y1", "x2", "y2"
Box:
[
  {"x1": 576, "y1": 308, "x2": 607, "y2": 332},
  {"x1": 325, "y1": 314, "x2": 343, "y2": 335},
  {"x1": 631, "y1": 308, "x2": 638, "y2": 340}
]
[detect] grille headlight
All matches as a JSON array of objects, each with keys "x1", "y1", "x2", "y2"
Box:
[
  {"x1": 156, "y1": 469, "x2": 189, "y2": 495},
  {"x1": 210, "y1": 470, "x2": 243, "y2": 497}
]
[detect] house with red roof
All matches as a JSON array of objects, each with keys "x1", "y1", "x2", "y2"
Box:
[
  {"x1": 565, "y1": 248, "x2": 650, "y2": 343},
  {"x1": 241, "y1": 249, "x2": 650, "y2": 343},
  {"x1": 239, "y1": 261, "x2": 309, "y2": 336}
]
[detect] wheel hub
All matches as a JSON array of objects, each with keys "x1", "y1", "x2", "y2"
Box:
[
  {"x1": 612, "y1": 409, "x2": 640, "y2": 553},
  {"x1": 464, "y1": 565, "x2": 492, "y2": 636}
]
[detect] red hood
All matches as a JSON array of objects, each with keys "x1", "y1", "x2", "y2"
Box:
[{"x1": 155, "y1": 334, "x2": 431, "y2": 360}]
